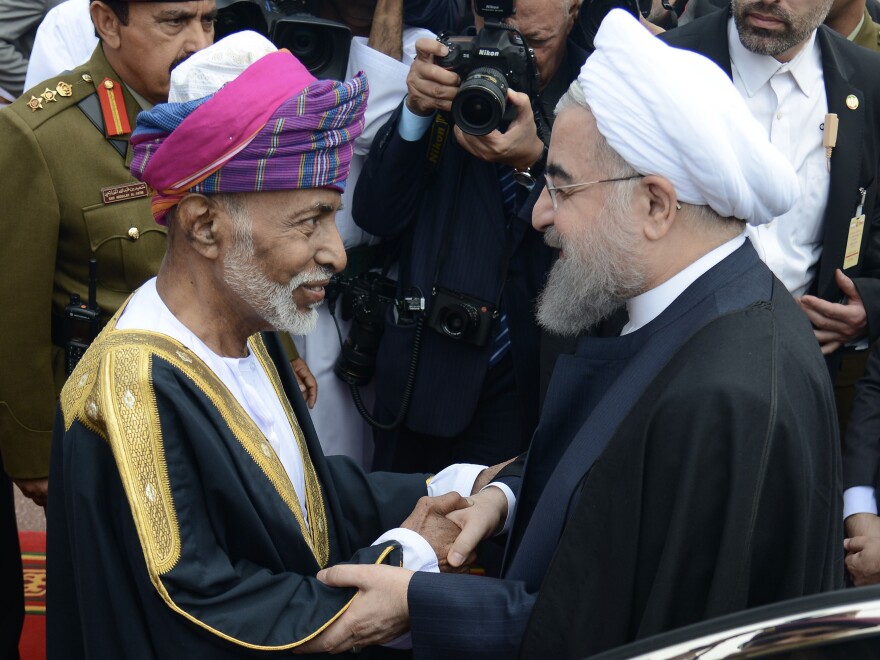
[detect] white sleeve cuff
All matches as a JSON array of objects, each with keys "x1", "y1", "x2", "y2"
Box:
[
  {"x1": 372, "y1": 527, "x2": 439, "y2": 573},
  {"x1": 844, "y1": 486, "x2": 878, "y2": 519},
  {"x1": 398, "y1": 100, "x2": 436, "y2": 141},
  {"x1": 483, "y1": 482, "x2": 516, "y2": 535},
  {"x1": 427, "y1": 463, "x2": 485, "y2": 498}
]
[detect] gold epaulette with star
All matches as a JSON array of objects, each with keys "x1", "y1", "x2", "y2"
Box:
[{"x1": 12, "y1": 69, "x2": 106, "y2": 131}]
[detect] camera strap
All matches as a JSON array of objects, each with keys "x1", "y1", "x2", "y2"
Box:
[{"x1": 425, "y1": 113, "x2": 452, "y2": 171}]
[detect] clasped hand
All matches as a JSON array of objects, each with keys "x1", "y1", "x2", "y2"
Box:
[{"x1": 294, "y1": 486, "x2": 509, "y2": 654}]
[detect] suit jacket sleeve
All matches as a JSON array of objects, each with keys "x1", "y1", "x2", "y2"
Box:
[
  {"x1": 843, "y1": 344, "x2": 880, "y2": 489},
  {"x1": 408, "y1": 571, "x2": 537, "y2": 660},
  {"x1": 852, "y1": 174, "x2": 880, "y2": 343}
]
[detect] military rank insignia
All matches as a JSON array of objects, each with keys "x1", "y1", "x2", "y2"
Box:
[{"x1": 97, "y1": 77, "x2": 131, "y2": 136}]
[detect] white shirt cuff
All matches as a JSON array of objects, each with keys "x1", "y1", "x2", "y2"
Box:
[
  {"x1": 844, "y1": 486, "x2": 878, "y2": 519},
  {"x1": 483, "y1": 482, "x2": 516, "y2": 535},
  {"x1": 427, "y1": 462, "x2": 485, "y2": 498},
  {"x1": 372, "y1": 526, "x2": 439, "y2": 573},
  {"x1": 398, "y1": 100, "x2": 435, "y2": 141}
]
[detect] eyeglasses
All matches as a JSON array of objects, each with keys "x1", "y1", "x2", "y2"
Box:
[{"x1": 544, "y1": 174, "x2": 642, "y2": 211}]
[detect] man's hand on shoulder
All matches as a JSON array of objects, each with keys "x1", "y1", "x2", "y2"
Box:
[
  {"x1": 453, "y1": 89, "x2": 545, "y2": 170},
  {"x1": 406, "y1": 38, "x2": 461, "y2": 116}
]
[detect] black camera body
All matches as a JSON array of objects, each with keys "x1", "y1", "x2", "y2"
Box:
[
  {"x1": 328, "y1": 272, "x2": 424, "y2": 386},
  {"x1": 215, "y1": 0, "x2": 351, "y2": 80},
  {"x1": 426, "y1": 287, "x2": 495, "y2": 347},
  {"x1": 436, "y1": 1, "x2": 539, "y2": 136}
]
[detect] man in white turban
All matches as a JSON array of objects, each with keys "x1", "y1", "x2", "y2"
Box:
[{"x1": 295, "y1": 10, "x2": 843, "y2": 658}]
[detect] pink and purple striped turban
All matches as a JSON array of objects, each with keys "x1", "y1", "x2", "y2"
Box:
[{"x1": 130, "y1": 48, "x2": 368, "y2": 224}]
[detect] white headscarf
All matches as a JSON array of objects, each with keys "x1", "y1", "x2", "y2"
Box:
[
  {"x1": 168, "y1": 30, "x2": 277, "y2": 103},
  {"x1": 578, "y1": 10, "x2": 799, "y2": 225}
]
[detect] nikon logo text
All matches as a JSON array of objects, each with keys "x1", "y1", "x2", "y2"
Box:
[{"x1": 478, "y1": 48, "x2": 500, "y2": 57}]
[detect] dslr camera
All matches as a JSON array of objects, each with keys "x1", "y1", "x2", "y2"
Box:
[
  {"x1": 436, "y1": 0, "x2": 540, "y2": 136},
  {"x1": 426, "y1": 287, "x2": 496, "y2": 348},
  {"x1": 215, "y1": 0, "x2": 351, "y2": 80},
  {"x1": 328, "y1": 272, "x2": 424, "y2": 386}
]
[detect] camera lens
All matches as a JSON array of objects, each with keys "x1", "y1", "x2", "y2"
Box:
[
  {"x1": 452, "y1": 66, "x2": 509, "y2": 136},
  {"x1": 334, "y1": 314, "x2": 383, "y2": 386},
  {"x1": 276, "y1": 23, "x2": 330, "y2": 73},
  {"x1": 440, "y1": 303, "x2": 480, "y2": 338}
]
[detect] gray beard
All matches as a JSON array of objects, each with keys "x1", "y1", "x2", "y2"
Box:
[
  {"x1": 536, "y1": 218, "x2": 648, "y2": 337},
  {"x1": 733, "y1": 0, "x2": 830, "y2": 57},
  {"x1": 223, "y1": 238, "x2": 332, "y2": 337}
]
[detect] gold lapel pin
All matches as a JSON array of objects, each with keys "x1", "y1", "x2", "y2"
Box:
[
  {"x1": 27, "y1": 96, "x2": 43, "y2": 112},
  {"x1": 846, "y1": 94, "x2": 859, "y2": 110},
  {"x1": 56, "y1": 81, "x2": 72, "y2": 97},
  {"x1": 82, "y1": 73, "x2": 92, "y2": 83},
  {"x1": 41, "y1": 88, "x2": 57, "y2": 103}
]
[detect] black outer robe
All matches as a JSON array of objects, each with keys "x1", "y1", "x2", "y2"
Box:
[
  {"x1": 47, "y1": 327, "x2": 430, "y2": 659},
  {"x1": 519, "y1": 283, "x2": 844, "y2": 657},
  {"x1": 405, "y1": 243, "x2": 842, "y2": 660}
]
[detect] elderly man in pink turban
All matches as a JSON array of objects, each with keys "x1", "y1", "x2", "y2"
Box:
[{"x1": 46, "y1": 31, "x2": 510, "y2": 659}]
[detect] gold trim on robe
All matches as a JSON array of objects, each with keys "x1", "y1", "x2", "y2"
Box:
[{"x1": 58, "y1": 308, "x2": 380, "y2": 648}]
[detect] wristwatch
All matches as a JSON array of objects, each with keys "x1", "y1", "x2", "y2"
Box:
[{"x1": 513, "y1": 144, "x2": 548, "y2": 188}]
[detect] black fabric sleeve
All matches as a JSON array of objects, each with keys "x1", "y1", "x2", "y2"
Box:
[{"x1": 843, "y1": 343, "x2": 880, "y2": 489}]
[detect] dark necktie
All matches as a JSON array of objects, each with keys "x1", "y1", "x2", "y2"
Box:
[{"x1": 489, "y1": 166, "x2": 517, "y2": 368}]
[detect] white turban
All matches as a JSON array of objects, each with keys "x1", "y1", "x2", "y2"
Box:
[
  {"x1": 168, "y1": 30, "x2": 277, "y2": 103},
  {"x1": 578, "y1": 10, "x2": 799, "y2": 226}
]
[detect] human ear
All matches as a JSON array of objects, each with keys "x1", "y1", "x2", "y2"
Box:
[
  {"x1": 640, "y1": 175, "x2": 678, "y2": 241},
  {"x1": 176, "y1": 195, "x2": 222, "y2": 260},
  {"x1": 90, "y1": 1, "x2": 123, "y2": 49}
]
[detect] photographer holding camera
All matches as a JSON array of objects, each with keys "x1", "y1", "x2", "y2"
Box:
[{"x1": 353, "y1": 0, "x2": 585, "y2": 476}]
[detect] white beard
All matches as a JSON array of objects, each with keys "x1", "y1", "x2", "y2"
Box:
[
  {"x1": 223, "y1": 230, "x2": 333, "y2": 336},
  {"x1": 536, "y1": 207, "x2": 648, "y2": 336}
]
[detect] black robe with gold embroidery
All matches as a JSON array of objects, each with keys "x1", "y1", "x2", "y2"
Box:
[{"x1": 47, "y1": 327, "x2": 429, "y2": 658}]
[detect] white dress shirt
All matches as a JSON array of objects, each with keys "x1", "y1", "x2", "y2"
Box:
[
  {"x1": 621, "y1": 234, "x2": 747, "y2": 336},
  {"x1": 729, "y1": 19, "x2": 829, "y2": 298}
]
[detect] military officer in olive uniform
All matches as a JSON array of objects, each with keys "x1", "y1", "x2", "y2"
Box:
[{"x1": 0, "y1": 0, "x2": 218, "y2": 507}]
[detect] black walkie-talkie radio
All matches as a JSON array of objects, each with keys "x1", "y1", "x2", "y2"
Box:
[{"x1": 64, "y1": 259, "x2": 101, "y2": 375}]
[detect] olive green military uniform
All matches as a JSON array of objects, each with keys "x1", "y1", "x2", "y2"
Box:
[
  {"x1": 0, "y1": 44, "x2": 166, "y2": 480},
  {"x1": 853, "y1": 7, "x2": 880, "y2": 51}
]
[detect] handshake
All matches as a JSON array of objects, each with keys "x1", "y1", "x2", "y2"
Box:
[{"x1": 296, "y1": 459, "x2": 516, "y2": 654}]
